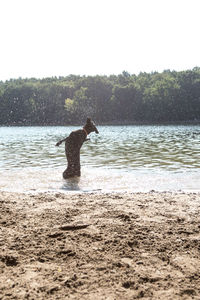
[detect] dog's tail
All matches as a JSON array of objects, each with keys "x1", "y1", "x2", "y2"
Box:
[{"x1": 55, "y1": 137, "x2": 68, "y2": 147}]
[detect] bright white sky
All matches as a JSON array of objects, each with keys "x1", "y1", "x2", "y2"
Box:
[{"x1": 0, "y1": 0, "x2": 200, "y2": 81}]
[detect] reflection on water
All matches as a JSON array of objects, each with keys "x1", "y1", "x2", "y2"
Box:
[
  {"x1": 62, "y1": 176, "x2": 81, "y2": 191},
  {"x1": 0, "y1": 125, "x2": 200, "y2": 192}
]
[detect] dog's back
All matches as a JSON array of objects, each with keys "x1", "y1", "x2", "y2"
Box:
[{"x1": 65, "y1": 129, "x2": 86, "y2": 154}]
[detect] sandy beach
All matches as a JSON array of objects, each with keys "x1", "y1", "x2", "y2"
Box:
[{"x1": 0, "y1": 191, "x2": 200, "y2": 299}]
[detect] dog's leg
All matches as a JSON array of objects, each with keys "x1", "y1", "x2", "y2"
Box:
[{"x1": 63, "y1": 151, "x2": 81, "y2": 178}]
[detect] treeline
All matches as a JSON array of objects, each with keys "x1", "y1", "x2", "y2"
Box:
[{"x1": 1, "y1": 68, "x2": 200, "y2": 125}]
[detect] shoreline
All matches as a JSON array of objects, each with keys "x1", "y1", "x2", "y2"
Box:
[
  {"x1": 1, "y1": 120, "x2": 200, "y2": 127},
  {"x1": 0, "y1": 191, "x2": 200, "y2": 299}
]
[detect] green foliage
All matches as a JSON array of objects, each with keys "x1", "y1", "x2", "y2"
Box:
[
  {"x1": 0, "y1": 68, "x2": 200, "y2": 125},
  {"x1": 65, "y1": 98, "x2": 74, "y2": 110}
]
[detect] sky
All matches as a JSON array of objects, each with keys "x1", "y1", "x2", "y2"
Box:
[{"x1": 0, "y1": 0, "x2": 200, "y2": 81}]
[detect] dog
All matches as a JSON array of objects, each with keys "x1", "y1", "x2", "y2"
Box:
[{"x1": 56, "y1": 118, "x2": 99, "y2": 179}]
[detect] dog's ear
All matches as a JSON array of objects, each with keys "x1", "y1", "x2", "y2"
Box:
[{"x1": 86, "y1": 118, "x2": 91, "y2": 124}]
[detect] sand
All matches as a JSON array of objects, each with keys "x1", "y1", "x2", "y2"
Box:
[{"x1": 0, "y1": 191, "x2": 200, "y2": 299}]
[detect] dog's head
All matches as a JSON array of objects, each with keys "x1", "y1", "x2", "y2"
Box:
[{"x1": 84, "y1": 118, "x2": 99, "y2": 134}]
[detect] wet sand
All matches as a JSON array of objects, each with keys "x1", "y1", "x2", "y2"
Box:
[{"x1": 0, "y1": 191, "x2": 200, "y2": 299}]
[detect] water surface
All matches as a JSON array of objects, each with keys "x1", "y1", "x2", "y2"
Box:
[{"x1": 0, "y1": 125, "x2": 200, "y2": 192}]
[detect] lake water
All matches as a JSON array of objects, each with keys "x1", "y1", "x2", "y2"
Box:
[{"x1": 0, "y1": 125, "x2": 200, "y2": 193}]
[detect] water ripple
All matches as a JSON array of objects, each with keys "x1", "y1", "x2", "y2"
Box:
[{"x1": 0, "y1": 125, "x2": 200, "y2": 172}]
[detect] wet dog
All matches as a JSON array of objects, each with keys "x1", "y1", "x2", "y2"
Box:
[{"x1": 56, "y1": 118, "x2": 99, "y2": 179}]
